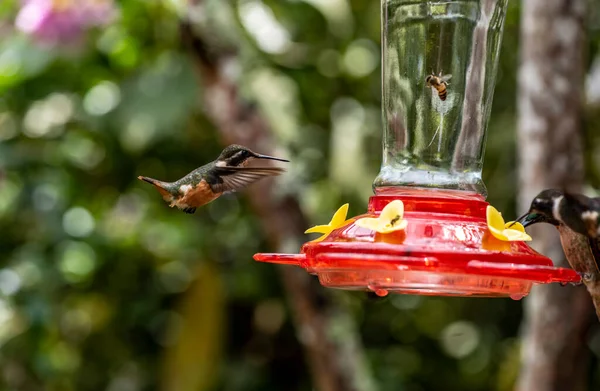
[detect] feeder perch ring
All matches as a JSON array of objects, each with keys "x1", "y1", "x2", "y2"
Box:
[{"x1": 255, "y1": 190, "x2": 580, "y2": 299}]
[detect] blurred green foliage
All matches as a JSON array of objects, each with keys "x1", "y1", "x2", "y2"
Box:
[{"x1": 1, "y1": 0, "x2": 600, "y2": 390}]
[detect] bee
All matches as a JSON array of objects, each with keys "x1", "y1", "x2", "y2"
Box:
[{"x1": 426, "y1": 72, "x2": 452, "y2": 101}]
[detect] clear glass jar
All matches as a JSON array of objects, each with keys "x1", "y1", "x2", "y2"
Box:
[{"x1": 373, "y1": 0, "x2": 509, "y2": 197}]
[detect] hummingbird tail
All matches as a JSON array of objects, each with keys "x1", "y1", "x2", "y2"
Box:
[
  {"x1": 137, "y1": 176, "x2": 173, "y2": 200},
  {"x1": 138, "y1": 176, "x2": 161, "y2": 186}
]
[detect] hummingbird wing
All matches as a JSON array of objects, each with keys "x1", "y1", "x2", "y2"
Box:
[
  {"x1": 562, "y1": 192, "x2": 600, "y2": 238},
  {"x1": 589, "y1": 198, "x2": 600, "y2": 238},
  {"x1": 210, "y1": 167, "x2": 286, "y2": 194},
  {"x1": 590, "y1": 237, "x2": 600, "y2": 271}
]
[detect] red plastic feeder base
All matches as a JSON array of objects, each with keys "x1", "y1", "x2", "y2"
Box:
[{"x1": 254, "y1": 189, "x2": 581, "y2": 299}]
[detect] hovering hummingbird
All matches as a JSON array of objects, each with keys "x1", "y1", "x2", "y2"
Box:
[{"x1": 138, "y1": 144, "x2": 289, "y2": 214}]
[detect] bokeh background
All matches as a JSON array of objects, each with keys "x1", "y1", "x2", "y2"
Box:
[{"x1": 1, "y1": 0, "x2": 600, "y2": 390}]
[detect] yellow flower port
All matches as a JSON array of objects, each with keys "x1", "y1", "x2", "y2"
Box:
[
  {"x1": 304, "y1": 203, "x2": 354, "y2": 243},
  {"x1": 486, "y1": 205, "x2": 532, "y2": 242},
  {"x1": 355, "y1": 200, "x2": 408, "y2": 234}
]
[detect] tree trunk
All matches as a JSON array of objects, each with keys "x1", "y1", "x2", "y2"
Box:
[
  {"x1": 179, "y1": 12, "x2": 377, "y2": 391},
  {"x1": 515, "y1": 1, "x2": 591, "y2": 391}
]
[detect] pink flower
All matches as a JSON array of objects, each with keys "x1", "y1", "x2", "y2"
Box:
[{"x1": 15, "y1": 0, "x2": 116, "y2": 44}]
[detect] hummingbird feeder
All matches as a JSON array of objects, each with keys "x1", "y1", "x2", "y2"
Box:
[{"x1": 254, "y1": 0, "x2": 580, "y2": 298}]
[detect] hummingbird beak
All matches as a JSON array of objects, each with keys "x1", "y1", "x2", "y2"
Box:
[
  {"x1": 508, "y1": 212, "x2": 529, "y2": 228},
  {"x1": 253, "y1": 153, "x2": 289, "y2": 163},
  {"x1": 511, "y1": 212, "x2": 534, "y2": 228},
  {"x1": 511, "y1": 211, "x2": 556, "y2": 228}
]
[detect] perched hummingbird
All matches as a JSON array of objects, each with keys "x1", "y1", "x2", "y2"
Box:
[
  {"x1": 514, "y1": 189, "x2": 600, "y2": 240},
  {"x1": 138, "y1": 144, "x2": 289, "y2": 214},
  {"x1": 514, "y1": 189, "x2": 600, "y2": 293}
]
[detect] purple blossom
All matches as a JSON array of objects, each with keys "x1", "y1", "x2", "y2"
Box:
[{"x1": 15, "y1": 0, "x2": 117, "y2": 44}]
